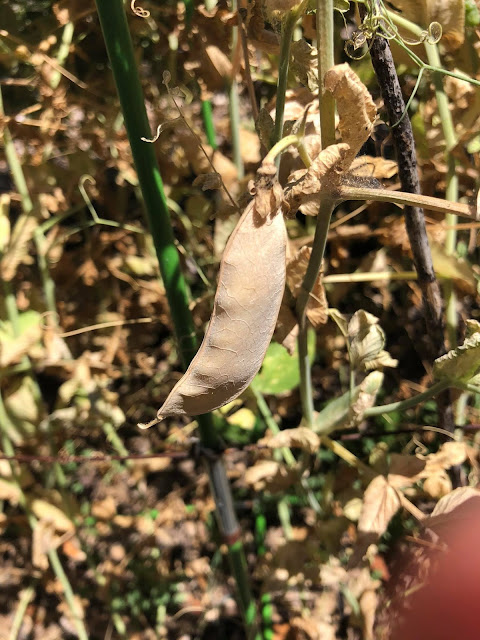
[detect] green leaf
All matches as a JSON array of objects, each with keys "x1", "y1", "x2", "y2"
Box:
[{"x1": 252, "y1": 331, "x2": 315, "y2": 395}]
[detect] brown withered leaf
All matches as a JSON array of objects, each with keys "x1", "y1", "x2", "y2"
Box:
[
  {"x1": 141, "y1": 201, "x2": 287, "y2": 423},
  {"x1": 387, "y1": 453, "x2": 427, "y2": 488},
  {"x1": 29, "y1": 498, "x2": 75, "y2": 533},
  {"x1": 422, "y1": 441, "x2": 469, "y2": 473},
  {"x1": 287, "y1": 246, "x2": 328, "y2": 327},
  {"x1": 243, "y1": 460, "x2": 300, "y2": 493},
  {"x1": 192, "y1": 172, "x2": 223, "y2": 191},
  {"x1": 324, "y1": 64, "x2": 376, "y2": 170},
  {"x1": 259, "y1": 426, "x2": 320, "y2": 454},
  {"x1": 422, "y1": 487, "x2": 480, "y2": 533},
  {"x1": 205, "y1": 44, "x2": 233, "y2": 81},
  {"x1": 291, "y1": 39, "x2": 318, "y2": 92},
  {"x1": 348, "y1": 371, "x2": 384, "y2": 427},
  {"x1": 1, "y1": 214, "x2": 37, "y2": 281},
  {"x1": 423, "y1": 473, "x2": 452, "y2": 499},
  {"x1": 358, "y1": 475, "x2": 401, "y2": 538},
  {"x1": 348, "y1": 310, "x2": 398, "y2": 372},
  {"x1": 177, "y1": 131, "x2": 238, "y2": 194},
  {"x1": 350, "y1": 156, "x2": 398, "y2": 180},
  {"x1": 285, "y1": 143, "x2": 351, "y2": 214},
  {"x1": 255, "y1": 107, "x2": 275, "y2": 151},
  {"x1": 32, "y1": 520, "x2": 56, "y2": 570},
  {"x1": 250, "y1": 163, "x2": 285, "y2": 219},
  {"x1": 274, "y1": 298, "x2": 298, "y2": 355},
  {"x1": 239, "y1": 129, "x2": 261, "y2": 165}
]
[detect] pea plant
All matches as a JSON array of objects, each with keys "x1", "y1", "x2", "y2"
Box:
[
  {"x1": 2, "y1": 0, "x2": 480, "y2": 638},
  {"x1": 99, "y1": 0, "x2": 480, "y2": 637}
]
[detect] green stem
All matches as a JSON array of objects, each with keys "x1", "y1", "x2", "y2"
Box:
[
  {"x1": 273, "y1": 10, "x2": 300, "y2": 146},
  {"x1": 95, "y1": 2, "x2": 258, "y2": 634},
  {"x1": 424, "y1": 41, "x2": 458, "y2": 347},
  {"x1": 9, "y1": 584, "x2": 36, "y2": 640},
  {"x1": 294, "y1": 0, "x2": 335, "y2": 430},
  {"x1": 51, "y1": 21, "x2": 75, "y2": 89},
  {"x1": 364, "y1": 379, "x2": 450, "y2": 417},
  {"x1": 201, "y1": 99, "x2": 217, "y2": 149},
  {"x1": 296, "y1": 200, "x2": 335, "y2": 427},
  {"x1": 95, "y1": 0, "x2": 198, "y2": 371},
  {"x1": 316, "y1": 0, "x2": 336, "y2": 147}
]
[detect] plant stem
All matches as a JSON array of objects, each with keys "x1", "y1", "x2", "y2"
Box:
[
  {"x1": 364, "y1": 379, "x2": 450, "y2": 417},
  {"x1": 201, "y1": 99, "x2": 217, "y2": 149},
  {"x1": 386, "y1": 8, "x2": 460, "y2": 347},
  {"x1": 9, "y1": 584, "x2": 36, "y2": 640},
  {"x1": 295, "y1": 0, "x2": 335, "y2": 430},
  {"x1": 229, "y1": 0, "x2": 244, "y2": 179},
  {"x1": 296, "y1": 199, "x2": 335, "y2": 427},
  {"x1": 95, "y1": 2, "x2": 258, "y2": 634},
  {"x1": 359, "y1": 2, "x2": 454, "y2": 440},
  {"x1": 316, "y1": 0, "x2": 336, "y2": 147},
  {"x1": 273, "y1": 10, "x2": 299, "y2": 146},
  {"x1": 424, "y1": 40, "x2": 458, "y2": 348},
  {"x1": 336, "y1": 185, "x2": 476, "y2": 221}
]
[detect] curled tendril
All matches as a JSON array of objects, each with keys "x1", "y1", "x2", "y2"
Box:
[
  {"x1": 426, "y1": 22, "x2": 442, "y2": 45},
  {"x1": 345, "y1": 1, "x2": 443, "y2": 60},
  {"x1": 131, "y1": 0, "x2": 150, "y2": 18}
]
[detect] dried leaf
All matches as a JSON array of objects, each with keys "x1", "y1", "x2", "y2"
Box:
[
  {"x1": 324, "y1": 64, "x2": 376, "y2": 170},
  {"x1": 348, "y1": 370, "x2": 385, "y2": 426},
  {"x1": 255, "y1": 107, "x2": 275, "y2": 151},
  {"x1": 259, "y1": 426, "x2": 320, "y2": 454},
  {"x1": 205, "y1": 44, "x2": 233, "y2": 81},
  {"x1": 422, "y1": 487, "x2": 480, "y2": 537},
  {"x1": 243, "y1": 460, "x2": 300, "y2": 493},
  {"x1": 426, "y1": 486, "x2": 480, "y2": 520},
  {"x1": 29, "y1": 498, "x2": 75, "y2": 533},
  {"x1": 387, "y1": 453, "x2": 427, "y2": 488},
  {"x1": 274, "y1": 301, "x2": 298, "y2": 355},
  {"x1": 423, "y1": 441, "x2": 469, "y2": 473},
  {"x1": 430, "y1": 243, "x2": 477, "y2": 294},
  {"x1": 145, "y1": 202, "x2": 287, "y2": 422},
  {"x1": 192, "y1": 172, "x2": 223, "y2": 191},
  {"x1": 32, "y1": 519, "x2": 55, "y2": 570},
  {"x1": 287, "y1": 246, "x2": 328, "y2": 328},
  {"x1": 348, "y1": 310, "x2": 398, "y2": 372},
  {"x1": 0, "y1": 318, "x2": 43, "y2": 368},
  {"x1": 433, "y1": 330, "x2": 480, "y2": 382},
  {"x1": 0, "y1": 214, "x2": 37, "y2": 281},
  {"x1": 291, "y1": 39, "x2": 318, "y2": 91},
  {"x1": 423, "y1": 472, "x2": 452, "y2": 498},
  {"x1": 250, "y1": 163, "x2": 285, "y2": 219},
  {"x1": 350, "y1": 156, "x2": 398, "y2": 180},
  {"x1": 285, "y1": 143, "x2": 351, "y2": 214},
  {"x1": 358, "y1": 475, "x2": 401, "y2": 537}
]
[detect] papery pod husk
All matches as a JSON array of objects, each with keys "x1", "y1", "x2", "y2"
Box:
[{"x1": 153, "y1": 202, "x2": 287, "y2": 420}]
